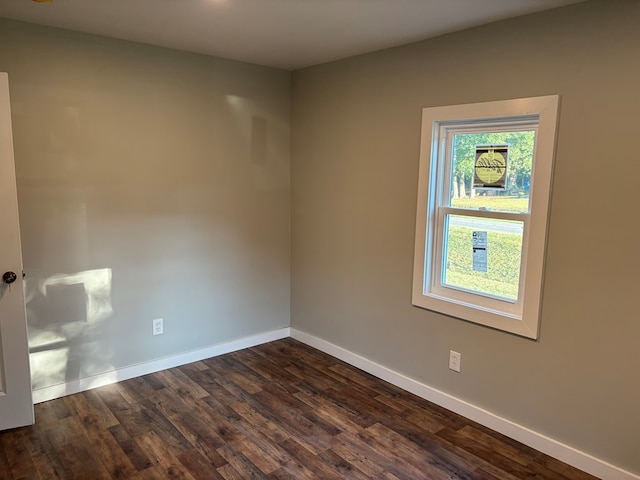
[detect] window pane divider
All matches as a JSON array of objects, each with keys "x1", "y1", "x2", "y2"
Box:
[{"x1": 439, "y1": 207, "x2": 528, "y2": 222}]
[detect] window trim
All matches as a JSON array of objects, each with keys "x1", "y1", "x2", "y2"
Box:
[{"x1": 412, "y1": 96, "x2": 560, "y2": 339}]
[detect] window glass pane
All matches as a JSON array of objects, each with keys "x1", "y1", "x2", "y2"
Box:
[
  {"x1": 449, "y1": 131, "x2": 535, "y2": 213},
  {"x1": 442, "y1": 214, "x2": 523, "y2": 301}
]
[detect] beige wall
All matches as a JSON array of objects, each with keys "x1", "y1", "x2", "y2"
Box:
[
  {"x1": 291, "y1": 0, "x2": 640, "y2": 474},
  {"x1": 0, "y1": 19, "x2": 291, "y2": 391}
]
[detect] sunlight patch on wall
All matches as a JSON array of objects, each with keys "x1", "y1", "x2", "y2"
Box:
[{"x1": 27, "y1": 268, "x2": 114, "y2": 390}]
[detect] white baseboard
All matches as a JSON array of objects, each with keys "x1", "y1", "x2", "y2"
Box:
[
  {"x1": 290, "y1": 328, "x2": 639, "y2": 480},
  {"x1": 32, "y1": 327, "x2": 291, "y2": 404}
]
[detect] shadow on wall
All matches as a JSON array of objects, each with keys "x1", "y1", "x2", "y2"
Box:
[
  {"x1": 226, "y1": 94, "x2": 290, "y2": 193},
  {"x1": 25, "y1": 268, "x2": 113, "y2": 390}
]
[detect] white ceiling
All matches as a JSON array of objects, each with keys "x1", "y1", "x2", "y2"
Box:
[{"x1": 0, "y1": 0, "x2": 585, "y2": 70}]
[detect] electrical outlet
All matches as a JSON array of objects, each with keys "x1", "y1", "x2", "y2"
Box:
[
  {"x1": 152, "y1": 318, "x2": 163, "y2": 336},
  {"x1": 449, "y1": 350, "x2": 461, "y2": 372}
]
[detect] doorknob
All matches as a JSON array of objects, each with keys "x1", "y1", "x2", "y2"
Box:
[{"x1": 2, "y1": 271, "x2": 17, "y2": 285}]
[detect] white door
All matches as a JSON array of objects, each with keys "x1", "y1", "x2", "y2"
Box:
[{"x1": 0, "y1": 72, "x2": 34, "y2": 430}]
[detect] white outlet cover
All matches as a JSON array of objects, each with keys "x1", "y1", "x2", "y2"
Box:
[
  {"x1": 152, "y1": 318, "x2": 163, "y2": 335},
  {"x1": 449, "y1": 350, "x2": 461, "y2": 372}
]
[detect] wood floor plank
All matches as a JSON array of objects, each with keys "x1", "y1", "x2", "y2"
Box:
[
  {"x1": 0, "y1": 445, "x2": 14, "y2": 480},
  {"x1": 437, "y1": 426, "x2": 564, "y2": 480},
  {"x1": 114, "y1": 376, "x2": 161, "y2": 404},
  {"x1": 53, "y1": 432, "x2": 112, "y2": 480},
  {"x1": 48, "y1": 397, "x2": 72, "y2": 421},
  {"x1": 228, "y1": 435, "x2": 284, "y2": 475},
  {"x1": 223, "y1": 410, "x2": 294, "y2": 474},
  {"x1": 97, "y1": 387, "x2": 153, "y2": 438},
  {"x1": 63, "y1": 395, "x2": 139, "y2": 479},
  {"x1": 108, "y1": 423, "x2": 154, "y2": 472},
  {"x1": 267, "y1": 459, "x2": 318, "y2": 480},
  {"x1": 215, "y1": 462, "x2": 245, "y2": 480},
  {"x1": 534, "y1": 453, "x2": 601, "y2": 480},
  {"x1": 316, "y1": 448, "x2": 371, "y2": 480},
  {"x1": 332, "y1": 429, "x2": 433, "y2": 480},
  {"x1": 318, "y1": 386, "x2": 383, "y2": 429},
  {"x1": 0, "y1": 430, "x2": 37, "y2": 480},
  {"x1": 458, "y1": 424, "x2": 534, "y2": 467},
  {"x1": 0, "y1": 338, "x2": 598, "y2": 480},
  {"x1": 252, "y1": 387, "x2": 332, "y2": 443},
  {"x1": 242, "y1": 357, "x2": 306, "y2": 393},
  {"x1": 216, "y1": 443, "x2": 268, "y2": 479},
  {"x1": 365, "y1": 422, "x2": 464, "y2": 480},
  {"x1": 278, "y1": 437, "x2": 365, "y2": 480},
  {"x1": 303, "y1": 396, "x2": 372, "y2": 437},
  {"x1": 21, "y1": 427, "x2": 70, "y2": 479},
  {"x1": 151, "y1": 387, "x2": 227, "y2": 455},
  {"x1": 30, "y1": 401, "x2": 59, "y2": 433},
  {"x1": 83, "y1": 424, "x2": 139, "y2": 478},
  {"x1": 329, "y1": 433, "x2": 402, "y2": 479},
  {"x1": 229, "y1": 401, "x2": 290, "y2": 444},
  {"x1": 178, "y1": 368, "x2": 240, "y2": 405},
  {"x1": 152, "y1": 369, "x2": 210, "y2": 400},
  {"x1": 126, "y1": 398, "x2": 194, "y2": 455},
  {"x1": 44, "y1": 415, "x2": 86, "y2": 451},
  {"x1": 176, "y1": 449, "x2": 226, "y2": 480},
  {"x1": 134, "y1": 431, "x2": 197, "y2": 480},
  {"x1": 79, "y1": 389, "x2": 121, "y2": 428}
]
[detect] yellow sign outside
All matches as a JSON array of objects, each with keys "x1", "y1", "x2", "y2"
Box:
[{"x1": 474, "y1": 146, "x2": 508, "y2": 189}]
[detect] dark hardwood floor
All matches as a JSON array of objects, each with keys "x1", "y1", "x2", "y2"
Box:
[{"x1": 0, "y1": 338, "x2": 598, "y2": 479}]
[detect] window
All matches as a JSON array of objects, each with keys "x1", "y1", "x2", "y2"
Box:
[{"x1": 412, "y1": 96, "x2": 559, "y2": 339}]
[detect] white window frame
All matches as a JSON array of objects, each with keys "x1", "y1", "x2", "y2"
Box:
[{"x1": 412, "y1": 96, "x2": 559, "y2": 339}]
